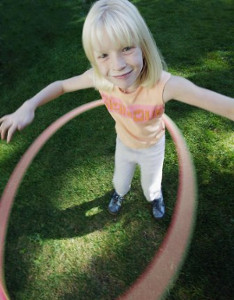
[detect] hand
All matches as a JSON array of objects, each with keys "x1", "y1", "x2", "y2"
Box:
[{"x1": 0, "y1": 101, "x2": 35, "y2": 143}]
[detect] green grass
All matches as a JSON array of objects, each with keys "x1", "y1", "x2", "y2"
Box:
[{"x1": 0, "y1": 0, "x2": 233, "y2": 299}]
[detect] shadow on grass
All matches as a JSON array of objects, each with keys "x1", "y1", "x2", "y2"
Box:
[
  {"x1": 3, "y1": 122, "x2": 176, "y2": 299},
  {"x1": 3, "y1": 91, "x2": 233, "y2": 299},
  {"x1": 167, "y1": 169, "x2": 234, "y2": 300},
  {"x1": 5, "y1": 188, "x2": 173, "y2": 299}
]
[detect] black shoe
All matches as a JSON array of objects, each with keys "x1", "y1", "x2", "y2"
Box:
[
  {"x1": 152, "y1": 195, "x2": 165, "y2": 219},
  {"x1": 108, "y1": 191, "x2": 124, "y2": 215}
]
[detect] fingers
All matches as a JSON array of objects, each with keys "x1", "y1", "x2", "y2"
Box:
[
  {"x1": 7, "y1": 124, "x2": 18, "y2": 143},
  {"x1": 0, "y1": 118, "x2": 14, "y2": 142},
  {"x1": 0, "y1": 121, "x2": 8, "y2": 140},
  {"x1": 0, "y1": 111, "x2": 35, "y2": 142}
]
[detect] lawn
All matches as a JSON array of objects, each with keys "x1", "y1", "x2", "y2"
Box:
[{"x1": 0, "y1": 0, "x2": 233, "y2": 299}]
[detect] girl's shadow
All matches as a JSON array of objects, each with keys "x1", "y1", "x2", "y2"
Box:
[{"x1": 37, "y1": 191, "x2": 117, "y2": 240}]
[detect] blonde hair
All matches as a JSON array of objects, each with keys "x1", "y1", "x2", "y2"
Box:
[{"x1": 82, "y1": 0, "x2": 165, "y2": 91}]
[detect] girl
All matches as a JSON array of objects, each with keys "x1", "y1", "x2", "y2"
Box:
[{"x1": 0, "y1": 0, "x2": 233, "y2": 219}]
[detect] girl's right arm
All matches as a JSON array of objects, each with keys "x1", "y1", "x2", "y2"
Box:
[{"x1": 0, "y1": 69, "x2": 94, "y2": 143}]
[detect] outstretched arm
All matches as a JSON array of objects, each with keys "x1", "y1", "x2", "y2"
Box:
[
  {"x1": 163, "y1": 75, "x2": 234, "y2": 121},
  {"x1": 0, "y1": 69, "x2": 94, "y2": 143}
]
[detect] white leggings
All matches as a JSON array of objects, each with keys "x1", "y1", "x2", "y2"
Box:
[{"x1": 113, "y1": 135, "x2": 165, "y2": 202}]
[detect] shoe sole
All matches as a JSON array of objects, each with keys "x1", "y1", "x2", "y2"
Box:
[
  {"x1": 108, "y1": 208, "x2": 121, "y2": 215},
  {"x1": 152, "y1": 210, "x2": 165, "y2": 220},
  {"x1": 153, "y1": 214, "x2": 165, "y2": 220}
]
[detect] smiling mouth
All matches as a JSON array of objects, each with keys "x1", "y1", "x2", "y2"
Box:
[{"x1": 112, "y1": 70, "x2": 133, "y2": 79}]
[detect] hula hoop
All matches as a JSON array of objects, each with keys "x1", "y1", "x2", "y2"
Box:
[{"x1": 0, "y1": 100, "x2": 197, "y2": 300}]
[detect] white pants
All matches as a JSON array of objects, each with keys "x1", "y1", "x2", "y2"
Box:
[{"x1": 113, "y1": 135, "x2": 165, "y2": 202}]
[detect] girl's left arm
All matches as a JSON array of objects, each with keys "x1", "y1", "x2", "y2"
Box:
[{"x1": 163, "y1": 76, "x2": 234, "y2": 121}]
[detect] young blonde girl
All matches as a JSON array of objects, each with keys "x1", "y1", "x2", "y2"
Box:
[{"x1": 0, "y1": 0, "x2": 233, "y2": 219}]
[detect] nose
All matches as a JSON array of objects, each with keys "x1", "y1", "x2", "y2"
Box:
[{"x1": 111, "y1": 53, "x2": 126, "y2": 71}]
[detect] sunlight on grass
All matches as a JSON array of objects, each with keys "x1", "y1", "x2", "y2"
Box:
[
  {"x1": 85, "y1": 206, "x2": 103, "y2": 217},
  {"x1": 0, "y1": 144, "x2": 16, "y2": 163},
  {"x1": 169, "y1": 50, "x2": 232, "y2": 78},
  {"x1": 200, "y1": 51, "x2": 232, "y2": 71},
  {"x1": 15, "y1": 215, "x2": 164, "y2": 299},
  {"x1": 48, "y1": 156, "x2": 114, "y2": 210},
  {"x1": 208, "y1": 132, "x2": 234, "y2": 169},
  {"x1": 0, "y1": 141, "x2": 25, "y2": 162},
  {"x1": 218, "y1": 133, "x2": 234, "y2": 152}
]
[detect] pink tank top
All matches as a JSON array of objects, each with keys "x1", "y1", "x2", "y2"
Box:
[{"x1": 99, "y1": 71, "x2": 171, "y2": 149}]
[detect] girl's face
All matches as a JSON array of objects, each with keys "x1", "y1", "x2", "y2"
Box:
[{"x1": 93, "y1": 30, "x2": 144, "y2": 93}]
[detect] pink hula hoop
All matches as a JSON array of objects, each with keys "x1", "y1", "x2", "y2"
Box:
[{"x1": 0, "y1": 100, "x2": 196, "y2": 300}]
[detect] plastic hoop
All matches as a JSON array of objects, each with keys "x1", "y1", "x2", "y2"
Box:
[{"x1": 0, "y1": 100, "x2": 196, "y2": 300}]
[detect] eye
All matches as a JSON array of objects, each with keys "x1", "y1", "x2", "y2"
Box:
[
  {"x1": 122, "y1": 46, "x2": 133, "y2": 52},
  {"x1": 98, "y1": 53, "x2": 108, "y2": 59}
]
